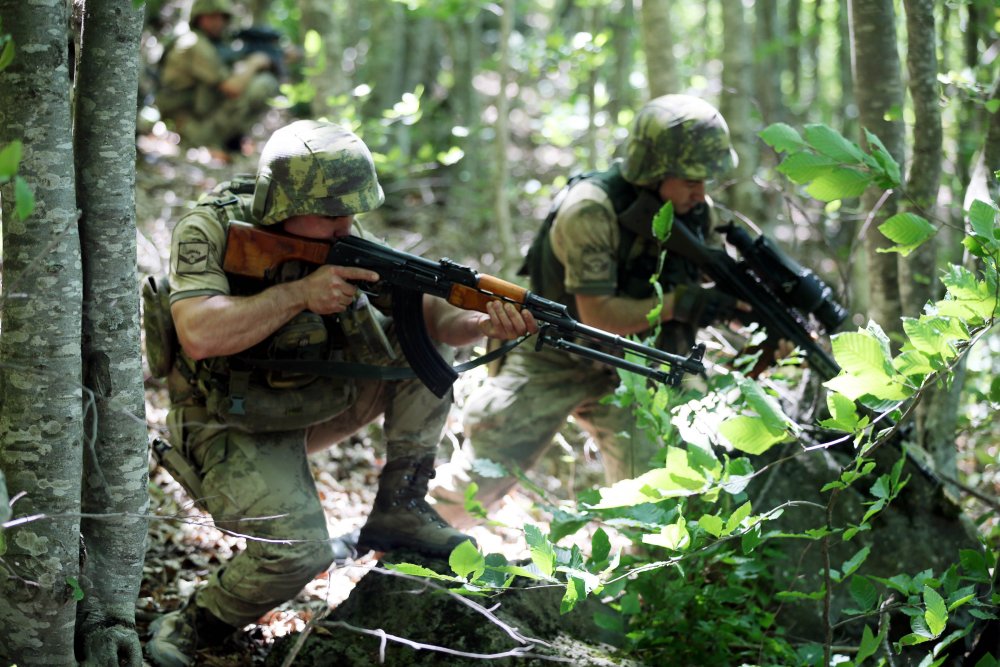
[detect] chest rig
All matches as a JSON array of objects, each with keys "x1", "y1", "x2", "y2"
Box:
[
  {"x1": 176, "y1": 176, "x2": 364, "y2": 433},
  {"x1": 521, "y1": 162, "x2": 707, "y2": 322}
]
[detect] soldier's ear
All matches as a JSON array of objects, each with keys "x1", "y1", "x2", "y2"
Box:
[{"x1": 252, "y1": 172, "x2": 272, "y2": 220}]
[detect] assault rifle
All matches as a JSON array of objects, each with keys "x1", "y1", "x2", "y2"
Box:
[
  {"x1": 223, "y1": 220, "x2": 706, "y2": 398},
  {"x1": 219, "y1": 26, "x2": 288, "y2": 79},
  {"x1": 664, "y1": 221, "x2": 848, "y2": 380}
]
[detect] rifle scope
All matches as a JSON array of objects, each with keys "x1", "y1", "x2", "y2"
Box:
[{"x1": 723, "y1": 224, "x2": 848, "y2": 332}]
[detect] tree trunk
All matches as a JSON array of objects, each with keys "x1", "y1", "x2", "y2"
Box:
[
  {"x1": 848, "y1": 0, "x2": 905, "y2": 336},
  {"x1": 638, "y1": 0, "x2": 676, "y2": 98},
  {"x1": 0, "y1": 1, "x2": 84, "y2": 663},
  {"x1": 493, "y1": 0, "x2": 517, "y2": 275},
  {"x1": 299, "y1": 0, "x2": 346, "y2": 117},
  {"x1": 720, "y1": 0, "x2": 762, "y2": 222},
  {"x1": 71, "y1": 1, "x2": 148, "y2": 664},
  {"x1": 606, "y1": 0, "x2": 636, "y2": 125},
  {"x1": 754, "y1": 0, "x2": 784, "y2": 124}
]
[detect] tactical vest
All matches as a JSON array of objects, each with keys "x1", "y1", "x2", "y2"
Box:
[
  {"x1": 520, "y1": 162, "x2": 706, "y2": 351},
  {"x1": 146, "y1": 175, "x2": 366, "y2": 433}
]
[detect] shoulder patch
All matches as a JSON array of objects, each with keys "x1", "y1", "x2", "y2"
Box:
[
  {"x1": 580, "y1": 248, "x2": 613, "y2": 282},
  {"x1": 176, "y1": 241, "x2": 210, "y2": 274}
]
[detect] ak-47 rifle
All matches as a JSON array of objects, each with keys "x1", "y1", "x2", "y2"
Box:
[
  {"x1": 664, "y1": 220, "x2": 849, "y2": 379},
  {"x1": 223, "y1": 220, "x2": 706, "y2": 398}
]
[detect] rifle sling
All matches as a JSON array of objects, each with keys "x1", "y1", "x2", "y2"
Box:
[{"x1": 237, "y1": 335, "x2": 529, "y2": 382}]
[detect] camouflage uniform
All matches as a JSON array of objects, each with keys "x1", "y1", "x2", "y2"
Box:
[
  {"x1": 157, "y1": 0, "x2": 278, "y2": 149},
  {"x1": 149, "y1": 121, "x2": 471, "y2": 666},
  {"x1": 165, "y1": 199, "x2": 452, "y2": 626},
  {"x1": 434, "y1": 95, "x2": 737, "y2": 521}
]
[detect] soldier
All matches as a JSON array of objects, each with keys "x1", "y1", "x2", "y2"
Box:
[
  {"x1": 433, "y1": 94, "x2": 743, "y2": 525},
  {"x1": 146, "y1": 120, "x2": 535, "y2": 666},
  {"x1": 156, "y1": 0, "x2": 279, "y2": 157}
]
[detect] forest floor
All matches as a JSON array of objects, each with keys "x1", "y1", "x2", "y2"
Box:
[{"x1": 134, "y1": 111, "x2": 619, "y2": 665}]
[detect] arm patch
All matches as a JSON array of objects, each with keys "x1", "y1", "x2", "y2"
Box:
[{"x1": 176, "y1": 241, "x2": 210, "y2": 274}]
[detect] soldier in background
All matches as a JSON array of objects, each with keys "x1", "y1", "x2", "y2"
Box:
[{"x1": 156, "y1": 0, "x2": 279, "y2": 158}]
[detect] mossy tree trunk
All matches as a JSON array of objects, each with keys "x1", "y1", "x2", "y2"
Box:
[
  {"x1": 72, "y1": 0, "x2": 149, "y2": 664},
  {"x1": 0, "y1": 0, "x2": 84, "y2": 663}
]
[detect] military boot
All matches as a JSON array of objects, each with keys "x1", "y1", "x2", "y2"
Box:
[
  {"x1": 357, "y1": 455, "x2": 476, "y2": 556},
  {"x1": 146, "y1": 599, "x2": 238, "y2": 667}
]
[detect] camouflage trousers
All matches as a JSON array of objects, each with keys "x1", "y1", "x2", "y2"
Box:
[
  {"x1": 169, "y1": 72, "x2": 279, "y2": 149},
  {"x1": 165, "y1": 367, "x2": 449, "y2": 627},
  {"x1": 431, "y1": 342, "x2": 659, "y2": 523}
]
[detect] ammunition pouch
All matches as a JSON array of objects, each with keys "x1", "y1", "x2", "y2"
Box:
[{"x1": 142, "y1": 275, "x2": 178, "y2": 379}]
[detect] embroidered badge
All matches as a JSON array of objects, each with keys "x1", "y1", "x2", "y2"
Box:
[
  {"x1": 176, "y1": 241, "x2": 210, "y2": 274},
  {"x1": 580, "y1": 249, "x2": 612, "y2": 282}
]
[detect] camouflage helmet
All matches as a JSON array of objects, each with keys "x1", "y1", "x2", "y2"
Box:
[
  {"x1": 252, "y1": 120, "x2": 386, "y2": 226},
  {"x1": 621, "y1": 94, "x2": 737, "y2": 187},
  {"x1": 189, "y1": 0, "x2": 234, "y2": 23}
]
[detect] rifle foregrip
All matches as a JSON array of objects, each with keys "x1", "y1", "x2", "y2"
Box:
[{"x1": 447, "y1": 276, "x2": 528, "y2": 313}]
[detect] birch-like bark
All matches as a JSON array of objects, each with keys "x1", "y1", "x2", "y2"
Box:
[
  {"x1": 72, "y1": 1, "x2": 148, "y2": 664},
  {"x1": 0, "y1": 0, "x2": 84, "y2": 663}
]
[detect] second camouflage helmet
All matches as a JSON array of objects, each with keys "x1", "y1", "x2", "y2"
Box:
[
  {"x1": 189, "y1": 0, "x2": 234, "y2": 22},
  {"x1": 252, "y1": 120, "x2": 386, "y2": 226},
  {"x1": 621, "y1": 94, "x2": 737, "y2": 187}
]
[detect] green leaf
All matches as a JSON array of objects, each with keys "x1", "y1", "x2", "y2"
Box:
[
  {"x1": 525, "y1": 524, "x2": 555, "y2": 577},
  {"x1": 698, "y1": 513, "x2": 725, "y2": 537},
  {"x1": 758, "y1": 122, "x2": 806, "y2": 153},
  {"x1": 902, "y1": 316, "x2": 966, "y2": 358},
  {"x1": 959, "y1": 549, "x2": 990, "y2": 582},
  {"x1": 804, "y1": 124, "x2": 866, "y2": 163},
  {"x1": 863, "y1": 129, "x2": 903, "y2": 187},
  {"x1": 850, "y1": 575, "x2": 879, "y2": 612},
  {"x1": 0, "y1": 140, "x2": 21, "y2": 179},
  {"x1": 923, "y1": 586, "x2": 948, "y2": 637},
  {"x1": 0, "y1": 37, "x2": 14, "y2": 73},
  {"x1": 856, "y1": 624, "x2": 881, "y2": 664},
  {"x1": 67, "y1": 577, "x2": 85, "y2": 602},
  {"x1": 877, "y1": 212, "x2": 936, "y2": 256},
  {"x1": 741, "y1": 522, "x2": 763, "y2": 554},
  {"x1": 893, "y1": 350, "x2": 936, "y2": 378},
  {"x1": 384, "y1": 562, "x2": 456, "y2": 581},
  {"x1": 776, "y1": 152, "x2": 840, "y2": 184},
  {"x1": 820, "y1": 392, "x2": 861, "y2": 432},
  {"x1": 593, "y1": 449, "x2": 711, "y2": 508},
  {"x1": 735, "y1": 375, "x2": 795, "y2": 433},
  {"x1": 652, "y1": 201, "x2": 674, "y2": 242},
  {"x1": 842, "y1": 546, "x2": 871, "y2": 578},
  {"x1": 449, "y1": 539, "x2": 486, "y2": 581},
  {"x1": 590, "y1": 528, "x2": 611, "y2": 564},
  {"x1": 561, "y1": 576, "x2": 586, "y2": 614},
  {"x1": 14, "y1": 175, "x2": 34, "y2": 221},
  {"x1": 725, "y1": 501, "x2": 752, "y2": 535},
  {"x1": 719, "y1": 415, "x2": 787, "y2": 455},
  {"x1": 826, "y1": 331, "x2": 912, "y2": 401},
  {"x1": 967, "y1": 199, "x2": 999, "y2": 245},
  {"x1": 805, "y1": 167, "x2": 871, "y2": 201},
  {"x1": 642, "y1": 517, "x2": 691, "y2": 551}
]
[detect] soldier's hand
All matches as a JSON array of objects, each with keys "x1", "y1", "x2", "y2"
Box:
[
  {"x1": 477, "y1": 301, "x2": 538, "y2": 340},
  {"x1": 301, "y1": 265, "x2": 379, "y2": 315},
  {"x1": 671, "y1": 284, "x2": 748, "y2": 328}
]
